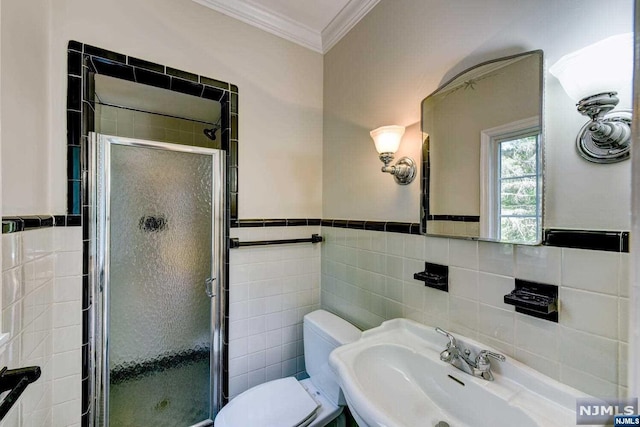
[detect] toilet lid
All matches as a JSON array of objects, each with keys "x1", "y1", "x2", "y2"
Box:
[{"x1": 216, "y1": 377, "x2": 320, "y2": 427}]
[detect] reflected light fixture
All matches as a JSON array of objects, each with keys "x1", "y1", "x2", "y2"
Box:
[
  {"x1": 370, "y1": 125, "x2": 416, "y2": 185},
  {"x1": 549, "y1": 33, "x2": 633, "y2": 163}
]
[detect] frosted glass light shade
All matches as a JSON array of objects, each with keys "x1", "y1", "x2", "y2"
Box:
[
  {"x1": 370, "y1": 125, "x2": 405, "y2": 154},
  {"x1": 549, "y1": 33, "x2": 633, "y2": 101}
]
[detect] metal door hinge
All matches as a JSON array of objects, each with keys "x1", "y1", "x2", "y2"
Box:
[{"x1": 205, "y1": 277, "x2": 216, "y2": 298}]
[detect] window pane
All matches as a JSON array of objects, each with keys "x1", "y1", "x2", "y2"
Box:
[
  {"x1": 500, "y1": 217, "x2": 538, "y2": 243},
  {"x1": 500, "y1": 136, "x2": 537, "y2": 178},
  {"x1": 500, "y1": 176, "x2": 537, "y2": 216}
]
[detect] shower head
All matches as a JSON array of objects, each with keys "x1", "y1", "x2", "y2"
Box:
[{"x1": 203, "y1": 128, "x2": 217, "y2": 141}]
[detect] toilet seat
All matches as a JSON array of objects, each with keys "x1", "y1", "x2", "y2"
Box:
[{"x1": 214, "y1": 377, "x2": 320, "y2": 427}]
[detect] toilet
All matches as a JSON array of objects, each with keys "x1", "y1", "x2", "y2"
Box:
[{"x1": 214, "y1": 310, "x2": 361, "y2": 427}]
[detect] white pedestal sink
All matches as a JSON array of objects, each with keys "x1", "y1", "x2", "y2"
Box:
[{"x1": 329, "y1": 318, "x2": 601, "y2": 427}]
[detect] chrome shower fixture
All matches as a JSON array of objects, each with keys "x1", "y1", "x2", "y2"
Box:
[{"x1": 203, "y1": 126, "x2": 219, "y2": 141}]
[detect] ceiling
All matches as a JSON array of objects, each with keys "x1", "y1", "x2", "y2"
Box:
[{"x1": 192, "y1": 0, "x2": 381, "y2": 53}]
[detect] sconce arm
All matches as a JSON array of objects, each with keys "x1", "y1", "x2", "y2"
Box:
[
  {"x1": 378, "y1": 156, "x2": 416, "y2": 185},
  {"x1": 574, "y1": 92, "x2": 633, "y2": 163},
  {"x1": 589, "y1": 120, "x2": 631, "y2": 148}
]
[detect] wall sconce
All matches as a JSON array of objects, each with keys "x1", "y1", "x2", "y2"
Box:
[
  {"x1": 370, "y1": 125, "x2": 416, "y2": 185},
  {"x1": 550, "y1": 33, "x2": 633, "y2": 163}
]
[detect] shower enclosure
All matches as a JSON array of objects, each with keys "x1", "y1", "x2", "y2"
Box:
[{"x1": 90, "y1": 133, "x2": 225, "y2": 426}]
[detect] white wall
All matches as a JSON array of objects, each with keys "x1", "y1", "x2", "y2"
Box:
[
  {"x1": 0, "y1": 0, "x2": 51, "y2": 215},
  {"x1": 323, "y1": 0, "x2": 633, "y2": 230},
  {"x1": 47, "y1": 0, "x2": 323, "y2": 219},
  {"x1": 0, "y1": 0, "x2": 323, "y2": 218}
]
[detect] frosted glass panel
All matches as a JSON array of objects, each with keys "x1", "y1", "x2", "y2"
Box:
[{"x1": 108, "y1": 143, "x2": 213, "y2": 425}]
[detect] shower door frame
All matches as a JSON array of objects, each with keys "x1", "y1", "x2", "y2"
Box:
[{"x1": 89, "y1": 133, "x2": 226, "y2": 427}]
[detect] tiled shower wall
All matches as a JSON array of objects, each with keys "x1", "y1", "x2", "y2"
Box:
[
  {"x1": 95, "y1": 104, "x2": 219, "y2": 148},
  {"x1": 320, "y1": 226, "x2": 629, "y2": 399},
  {"x1": 227, "y1": 226, "x2": 321, "y2": 399},
  {"x1": 0, "y1": 227, "x2": 82, "y2": 427}
]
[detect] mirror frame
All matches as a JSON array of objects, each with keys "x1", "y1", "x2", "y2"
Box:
[{"x1": 420, "y1": 50, "x2": 544, "y2": 245}]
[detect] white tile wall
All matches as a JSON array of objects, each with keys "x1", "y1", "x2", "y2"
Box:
[
  {"x1": 0, "y1": 227, "x2": 82, "y2": 427},
  {"x1": 96, "y1": 104, "x2": 218, "y2": 148},
  {"x1": 2, "y1": 224, "x2": 628, "y2": 422},
  {"x1": 227, "y1": 226, "x2": 321, "y2": 399},
  {"x1": 321, "y1": 226, "x2": 630, "y2": 398},
  {"x1": 51, "y1": 227, "x2": 82, "y2": 427}
]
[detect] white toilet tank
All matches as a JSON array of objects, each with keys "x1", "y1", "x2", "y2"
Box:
[{"x1": 303, "y1": 310, "x2": 361, "y2": 407}]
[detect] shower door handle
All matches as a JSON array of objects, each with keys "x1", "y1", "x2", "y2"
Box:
[{"x1": 205, "y1": 277, "x2": 216, "y2": 298}]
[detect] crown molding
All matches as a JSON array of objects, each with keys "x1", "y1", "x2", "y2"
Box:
[
  {"x1": 192, "y1": 0, "x2": 380, "y2": 54},
  {"x1": 322, "y1": 0, "x2": 381, "y2": 53},
  {"x1": 192, "y1": 0, "x2": 322, "y2": 52}
]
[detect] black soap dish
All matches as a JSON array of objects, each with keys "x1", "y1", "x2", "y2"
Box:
[
  {"x1": 504, "y1": 279, "x2": 558, "y2": 322},
  {"x1": 414, "y1": 262, "x2": 448, "y2": 292}
]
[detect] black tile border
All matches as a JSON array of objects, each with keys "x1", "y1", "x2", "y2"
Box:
[
  {"x1": 544, "y1": 229, "x2": 629, "y2": 253},
  {"x1": 232, "y1": 218, "x2": 421, "y2": 235},
  {"x1": 2, "y1": 215, "x2": 81, "y2": 234},
  {"x1": 4, "y1": 215, "x2": 631, "y2": 253},
  {"x1": 427, "y1": 215, "x2": 480, "y2": 222},
  {"x1": 322, "y1": 219, "x2": 421, "y2": 235},
  {"x1": 232, "y1": 218, "x2": 323, "y2": 228}
]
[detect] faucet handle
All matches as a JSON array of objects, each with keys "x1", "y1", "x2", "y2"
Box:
[
  {"x1": 476, "y1": 350, "x2": 506, "y2": 366},
  {"x1": 479, "y1": 350, "x2": 505, "y2": 361},
  {"x1": 435, "y1": 327, "x2": 457, "y2": 348}
]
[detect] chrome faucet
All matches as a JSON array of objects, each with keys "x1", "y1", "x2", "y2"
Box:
[{"x1": 435, "y1": 327, "x2": 505, "y2": 381}]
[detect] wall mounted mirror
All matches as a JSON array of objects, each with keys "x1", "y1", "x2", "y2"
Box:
[{"x1": 420, "y1": 50, "x2": 543, "y2": 244}]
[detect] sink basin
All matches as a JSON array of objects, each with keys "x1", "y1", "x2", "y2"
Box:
[{"x1": 329, "y1": 318, "x2": 596, "y2": 427}]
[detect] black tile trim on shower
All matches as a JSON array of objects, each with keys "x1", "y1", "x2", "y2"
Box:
[
  {"x1": 66, "y1": 40, "x2": 239, "y2": 223},
  {"x1": 544, "y1": 229, "x2": 630, "y2": 253},
  {"x1": 2, "y1": 215, "x2": 81, "y2": 234},
  {"x1": 68, "y1": 41, "x2": 236, "y2": 425},
  {"x1": 427, "y1": 215, "x2": 480, "y2": 222}
]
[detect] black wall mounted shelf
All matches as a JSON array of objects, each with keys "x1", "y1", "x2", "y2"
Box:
[
  {"x1": 504, "y1": 279, "x2": 558, "y2": 322},
  {"x1": 414, "y1": 262, "x2": 449, "y2": 292}
]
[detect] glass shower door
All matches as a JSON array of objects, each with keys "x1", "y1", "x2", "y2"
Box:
[{"x1": 95, "y1": 134, "x2": 223, "y2": 426}]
